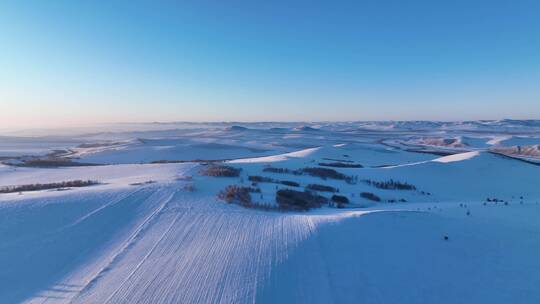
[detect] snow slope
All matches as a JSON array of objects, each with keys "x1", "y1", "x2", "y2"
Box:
[
  {"x1": 1, "y1": 121, "x2": 539, "y2": 304},
  {"x1": 229, "y1": 147, "x2": 320, "y2": 163},
  {"x1": 432, "y1": 151, "x2": 480, "y2": 163},
  {"x1": 258, "y1": 204, "x2": 540, "y2": 304},
  {"x1": 0, "y1": 180, "x2": 375, "y2": 304},
  {"x1": 8, "y1": 182, "x2": 539, "y2": 304},
  {"x1": 0, "y1": 163, "x2": 194, "y2": 190}
]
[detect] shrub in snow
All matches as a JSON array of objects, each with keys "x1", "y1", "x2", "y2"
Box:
[
  {"x1": 218, "y1": 185, "x2": 259, "y2": 206},
  {"x1": 331, "y1": 194, "x2": 350, "y2": 208},
  {"x1": 14, "y1": 158, "x2": 101, "y2": 168},
  {"x1": 297, "y1": 167, "x2": 354, "y2": 183},
  {"x1": 363, "y1": 179, "x2": 417, "y2": 190},
  {"x1": 322, "y1": 157, "x2": 355, "y2": 163},
  {"x1": 263, "y1": 166, "x2": 356, "y2": 183},
  {"x1": 306, "y1": 184, "x2": 337, "y2": 193},
  {"x1": 360, "y1": 192, "x2": 381, "y2": 202},
  {"x1": 276, "y1": 189, "x2": 328, "y2": 211},
  {"x1": 318, "y1": 162, "x2": 363, "y2": 168},
  {"x1": 280, "y1": 180, "x2": 300, "y2": 187},
  {"x1": 262, "y1": 167, "x2": 292, "y2": 174},
  {"x1": 249, "y1": 176, "x2": 300, "y2": 187},
  {"x1": 248, "y1": 175, "x2": 275, "y2": 183},
  {"x1": 182, "y1": 184, "x2": 196, "y2": 192},
  {"x1": 130, "y1": 180, "x2": 156, "y2": 186},
  {"x1": 0, "y1": 180, "x2": 99, "y2": 194},
  {"x1": 200, "y1": 165, "x2": 242, "y2": 177}
]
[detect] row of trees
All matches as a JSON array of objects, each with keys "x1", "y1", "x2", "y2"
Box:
[
  {"x1": 0, "y1": 180, "x2": 99, "y2": 194},
  {"x1": 363, "y1": 179, "x2": 417, "y2": 191}
]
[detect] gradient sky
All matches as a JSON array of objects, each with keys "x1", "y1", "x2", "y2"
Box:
[{"x1": 1, "y1": 0, "x2": 539, "y2": 128}]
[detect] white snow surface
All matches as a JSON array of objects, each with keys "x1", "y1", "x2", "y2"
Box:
[
  {"x1": 1, "y1": 121, "x2": 540, "y2": 304},
  {"x1": 228, "y1": 147, "x2": 320, "y2": 163},
  {"x1": 432, "y1": 151, "x2": 480, "y2": 163}
]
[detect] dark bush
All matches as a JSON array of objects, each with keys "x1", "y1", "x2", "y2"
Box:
[
  {"x1": 249, "y1": 176, "x2": 300, "y2": 187},
  {"x1": 0, "y1": 180, "x2": 99, "y2": 194},
  {"x1": 307, "y1": 184, "x2": 337, "y2": 193},
  {"x1": 200, "y1": 165, "x2": 241, "y2": 177},
  {"x1": 331, "y1": 194, "x2": 350, "y2": 204},
  {"x1": 15, "y1": 159, "x2": 100, "y2": 168},
  {"x1": 182, "y1": 183, "x2": 196, "y2": 192},
  {"x1": 297, "y1": 167, "x2": 354, "y2": 183},
  {"x1": 280, "y1": 180, "x2": 300, "y2": 187},
  {"x1": 129, "y1": 180, "x2": 156, "y2": 186},
  {"x1": 360, "y1": 192, "x2": 381, "y2": 202},
  {"x1": 276, "y1": 189, "x2": 328, "y2": 211},
  {"x1": 248, "y1": 175, "x2": 275, "y2": 183},
  {"x1": 151, "y1": 160, "x2": 190, "y2": 164},
  {"x1": 318, "y1": 162, "x2": 363, "y2": 168},
  {"x1": 263, "y1": 167, "x2": 292, "y2": 174},
  {"x1": 363, "y1": 179, "x2": 416, "y2": 191},
  {"x1": 322, "y1": 158, "x2": 354, "y2": 163},
  {"x1": 264, "y1": 166, "x2": 355, "y2": 183},
  {"x1": 218, "y1": 185, "x2": 258, "y2": 206}
]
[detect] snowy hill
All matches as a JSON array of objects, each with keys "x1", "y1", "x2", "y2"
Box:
[{"x1": 1, "y1": 121, "x2": 539, "y2": 303}]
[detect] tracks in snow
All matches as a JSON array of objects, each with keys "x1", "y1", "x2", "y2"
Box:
[
  {"x1": 63, "y1": 201, "x2": 320, "y2": 304},
  {"x1": 68, "y1": 188, "x2": 179, "y2": 303},
  {"x1": 23, "y1": 186, "x2": 379, "y2": 304}
]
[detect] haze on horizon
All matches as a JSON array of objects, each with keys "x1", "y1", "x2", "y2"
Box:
[{"x1": 1, "y1": 0, "x2": 539, "y2": 129}]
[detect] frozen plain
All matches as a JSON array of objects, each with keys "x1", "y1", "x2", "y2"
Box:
[{"x1": 1, "y1": 120, "x2": 539, "y2": 304}]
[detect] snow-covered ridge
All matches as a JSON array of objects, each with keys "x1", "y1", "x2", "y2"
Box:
[
  {"x1": 228, "y1": 147, "x2": 320, "y2": 163},
  {"x1": 432, "y1": 151, "x2": 480, "y2": 163}
]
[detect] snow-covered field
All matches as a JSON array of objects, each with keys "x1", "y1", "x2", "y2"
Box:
[{"x1": 1, "y1": 120, "x2": 539, "y2": 303}]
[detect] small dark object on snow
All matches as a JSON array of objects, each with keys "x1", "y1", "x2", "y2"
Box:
[
  {"x1": 331, "y1": 194, "x2": 350, "y2": 205},
  {"x1": 360, "y1": 192, "x2": 381, "y2": 202},
  {"x1": 307, "y1": 183, "x2": 337, "y2": 193},
  {"x1": 200, "y1": 165, "x2": 241, "y2": 177},
  {"x1": 276, "y1": 189, "x2": 328, "y2": 211}
]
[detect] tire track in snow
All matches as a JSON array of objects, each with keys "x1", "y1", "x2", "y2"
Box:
[
  {"x1": 15, "y1": 188, "x2": 163, "y2": 304},
  {"x1": 68, "y1": 188, "x2": 178, "y2": 303},
  {"x1": 102, "y1": 210, "x2": 182, "y2": 304},
  {"x1": 25, "y1": 190, "x2": 377, "y2": 304},
  {"x1": 63, "y1": 188, "x2": 144, "y2": 229},
  {"x1": 98, "y1": 211, "x2": 318, "y2": 304}
]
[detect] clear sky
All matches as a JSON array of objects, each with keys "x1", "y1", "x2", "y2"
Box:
[{"x1": 1, "y1": 0, "x2": 539, "y2": 128}]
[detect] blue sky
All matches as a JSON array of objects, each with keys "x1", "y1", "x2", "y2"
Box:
[{"x1": 1, "y1": 0, "x2": 539, "y2": 128}]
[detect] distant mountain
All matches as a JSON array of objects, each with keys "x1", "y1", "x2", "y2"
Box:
[
  {"x1": 293, "y1": 126, "x2": 320, "y2": 132},
  {"x1": 227, "y1": 125, "x2": 249, "y2": 131}
]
